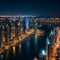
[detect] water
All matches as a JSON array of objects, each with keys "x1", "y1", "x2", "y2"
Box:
[{"x1": 0, "y1": 27, "x2": 51, "y2": 60}]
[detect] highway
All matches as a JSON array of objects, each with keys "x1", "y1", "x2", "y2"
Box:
[{"x1": 50, "y1": 27, "x2": 60, "y2": 60}]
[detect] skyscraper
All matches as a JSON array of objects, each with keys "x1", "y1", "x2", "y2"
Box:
[
  {"x1": 0, "y1": 23, "x2": 2, "y2": 47},
  {"x1": 25, "y1": 17, "x2": 30, "y2": 31}
]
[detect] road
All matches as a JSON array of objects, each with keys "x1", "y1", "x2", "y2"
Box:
[
  {"x1": 50, "y1": 27, "x2": 60, "y2": 60},
  {"x1": 0, "y1": 29, "x2": 43, "y2": 54},
  {"x1": 0, "y1": 29, "x2": 34, "y2": 53}
]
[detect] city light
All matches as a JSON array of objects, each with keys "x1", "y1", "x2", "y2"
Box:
[
  {"x1": 25, "y1": 17, "x2": 30, "y2": 30},
  {"x1": 34, "y1": 57, "x2": 38, "y2": 60},
  {"x1": 1, "y1": 54, "x2": 4, "y2": 60},
  {"x1": 13, "y1": 46, "x2": 16, "y2": 55},
  {"x1": 46, "y1": 37, "x2": 50, "y2": 44},
  {"x1": 0, "y1": 16, "x2": 60, "y2": 60},
  {"x1": 41, "y1": 50, "x2": 46, "y2": 56},
  {"x1": 18, "y1": 22, "x2": 20, "y2": 26},
  {"x1": 49, "y1": 30, "x2": 54, "y2": 36}
]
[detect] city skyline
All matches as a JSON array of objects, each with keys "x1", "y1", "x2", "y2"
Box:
[{"x1": 0, "y1": 16, "x2": 60, "y2": 60}]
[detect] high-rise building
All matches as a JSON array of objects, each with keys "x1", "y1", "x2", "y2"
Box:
[
  {"x1": 0, "y1": 23, "x2": 2, "y2": 47},
  {"x1": 22, "y1": 18, "x2": 26, "y2": 34},
  {"x1": 25, "y1": 17, "x2": 30, "y2": 31},
  {"x1": 20, "y1": 17, "x2": 26, "y2": 34},
  {"x1": 10, "y1": 21, "x2": 15, "y2": 40}
]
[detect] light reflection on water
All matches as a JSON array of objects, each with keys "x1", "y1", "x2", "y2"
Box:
[
  {"x1": 34, "y1": 34, "x2": 38, "y2": 54},
  {"x1": 19, "y1": 44, "x2": 21, "y2": 53},
  {"x1": 6, "y1": 51, "x2": 9, "y2": 60},
  {"x1": 0, "y1": 54, "x2": 4, "y2": 60},
  {"x1": 0, "y1": 30, "x2": 47, "y2": 60},
  {"x1": 26, "y1": 40, "x2": 30, "y2": 54},
  {"x1": 13, "y1": 46, "x2": 16, "y2": 56}
]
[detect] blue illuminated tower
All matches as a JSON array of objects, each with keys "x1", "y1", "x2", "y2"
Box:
[{"x1": 25, "y1": 17, "x2": 30, "y2": 31}]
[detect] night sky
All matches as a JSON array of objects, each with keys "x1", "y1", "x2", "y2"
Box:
[{"x1": 0, "y1": 0, "x2": 60, "y2": 17}]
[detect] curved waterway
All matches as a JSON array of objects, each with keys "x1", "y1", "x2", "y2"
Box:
[{"x1": 0, "y1": 27, "x2": 51, "y2": 60}]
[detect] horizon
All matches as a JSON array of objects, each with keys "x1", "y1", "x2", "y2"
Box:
[{"x1": 0, "y1": 0, "x2": 60, "y2": 17}]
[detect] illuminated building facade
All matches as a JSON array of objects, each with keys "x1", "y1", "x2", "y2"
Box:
[
  {"x1": 0, "y1": 23, "x2": 2, "y2": 47},
  {"x1": 25, "y1": 17, "x2": 30, "y2": 31}
]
